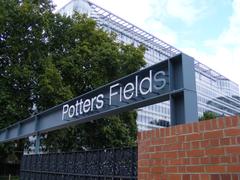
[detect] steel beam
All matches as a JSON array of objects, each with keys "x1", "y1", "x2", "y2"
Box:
[{"x1": 0, "y1": 54, "x2": 198, "y2": 143}]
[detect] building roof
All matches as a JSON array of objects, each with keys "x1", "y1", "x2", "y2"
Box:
[{"x1": 59, "y1": 0, "x2": 238, "y2": 85}]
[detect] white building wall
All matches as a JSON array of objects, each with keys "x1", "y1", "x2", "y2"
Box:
[{"x1": 59, "y1": 0, "x2": 240, "y2": 131}]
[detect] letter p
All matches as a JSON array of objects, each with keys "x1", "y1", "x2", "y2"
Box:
[{"x1": 62, "y1": 104, "x2": 69, "y2": 120}]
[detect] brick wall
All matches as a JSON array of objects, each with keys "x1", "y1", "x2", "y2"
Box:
[{"x1": 138, "y1": 116, "x2": 240, "y2": 180}]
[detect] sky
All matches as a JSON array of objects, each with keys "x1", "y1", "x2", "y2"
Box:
[{"x1": 53, "y1": 0, "x2": 240, "y2": 88}]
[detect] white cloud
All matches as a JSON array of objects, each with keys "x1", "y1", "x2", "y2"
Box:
[
  {"x1": 143, "y1": 18, "x2": 178, "y2": 45},
  {"x1": 190, "y1": 0, "x2": 240, "y2": 87},
  {"x1": 205, "y1": 0, "x2": 240, "y2": 47},
  {"x1": 150, "y1": 0, "x2": 208, "y2": 25},
  {"x1": 182, "y1": 47, "x2": 240, "y2": 84},
  {"x1": 53, "y1": 0, "x2": 71, "y2": 11},
  {"x1": 91, "y1": 0, "x2": 178, "y2": 44},
  {"x1": 53, "y1": 0, "x2": 240, "y2": 89},
  {"x1": 53, "y1": 0, "x2": 178, "y2": 44},
  {"x1": 91, "y1": 0, "x2": 152, "y2": 28}
]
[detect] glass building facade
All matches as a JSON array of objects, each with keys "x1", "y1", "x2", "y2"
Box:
[{"x1": 59, "y1": 0, "x2": 240, "y2": 131}]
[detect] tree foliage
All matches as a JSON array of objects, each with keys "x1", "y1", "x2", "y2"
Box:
[
  {"x1": 199, "y1": 111, "x2": 218, "y2": 121},
  {"x1": 0, "y1": 0, "x2": 145, "y2": 156}
]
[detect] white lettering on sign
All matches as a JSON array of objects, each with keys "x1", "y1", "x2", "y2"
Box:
[{"x1": 62, "y1": 70, "x2": 166, "y2": 121}]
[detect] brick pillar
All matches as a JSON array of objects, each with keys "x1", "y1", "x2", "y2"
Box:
[{"x1": 138, "y1": 116, "x2": 240, "y2": 180}]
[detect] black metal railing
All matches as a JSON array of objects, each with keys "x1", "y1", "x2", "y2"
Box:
[
  {"x1": 0, "y1": 163, "x2": 20, "y2": 176},
  {"x1": 20, "y1": 147, "x2": 137, "y2": 180}
]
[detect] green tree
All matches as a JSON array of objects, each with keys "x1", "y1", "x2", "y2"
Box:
[
  {"x1": 199, "y1": 111, "x2": 218, "y2": 121},
  {"x1": 0, "y1": 0, "x2": 145, "y2": 156}
]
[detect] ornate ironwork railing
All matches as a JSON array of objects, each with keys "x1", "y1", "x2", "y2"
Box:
[{"x1": 20, "y1": 147, "x2": 137, "y2": 179}]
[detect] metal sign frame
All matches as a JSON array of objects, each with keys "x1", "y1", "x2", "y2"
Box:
[{"x1": 0, "y1": 53, "x2": 198, "y2": 143}]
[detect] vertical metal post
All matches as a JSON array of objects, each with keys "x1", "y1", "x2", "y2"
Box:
[
  {"x1": 113, "y1": 148, "x2": 116, "y2": 180},
  {"x1": 34, "y1": 114, "x2": 41, "y2": 154},
  {"x1": 170, "y1": 53, "x2": 198, "y2": 125},
  {"x1": 131, "y1": 147, "x2": 135, "y2": 178},
  {"x1": 35, "y1": 134, "x2": 40, "y2": 154}
]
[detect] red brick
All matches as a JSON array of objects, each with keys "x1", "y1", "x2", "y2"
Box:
[
  {"x1": 165, "y1": 136, "x2": 177, "y2": 144},
  {"x1": 212, "y1": 119, "x2": 218, "y2": 129},
  {"x1": 231, "y1": 116, "x2": 239, "y2": 126},
  {"x1": 150, "y1": 167, "x2": 164, "y2": 173},
  {"x1": 186, "y1": 166, "x2": 204, "y2": 172},
  {"x1": 138, "y1": 159, "x2": 150, "y2": 167},
  {"x1": 221, "y1": 174, "x2": 231, "y2": 180},
  {"x1": 178, "y1": 151, "x2": 186, "y2": 158},
  {"x1": 201, "y1": 140, "x2": 210, "y2": 148},
  {"x1": 168, "y1": 174, "x2": 181, "y2": 180},
  {"x1": 164, "y1": 151, "x2": 177, "y2": 159},
  {"x1": 150, "y1": 159, "x2": 162, "y2": 166},
  {"x1": 200, "y1": 157, "x2": 210, "y2": 164},
  {"x1": 149, "y1": 146, "x2": 155, "y2": 152},
  {"x1": 219, "y1": 137, "x2": 230, "y2": 145},
  {"x1": 152, "y1": 138, "x2": 164, "y2": 145},
  {"x1": 182, "y1": 174, "x2": 190, "y2": 180},
  {"x1": 205, "y1": 120, "x2": 212, "y2": 130},
  {"x1": 183, "y1": 143, "x2": 191, "y2": 150},
  {"x1": 199, "y1": 121, "x2": 205, "y2": 131},
  {"x1": 155, "y1": 145, "x2": 162, "y2": 152},
  {"x1": 139, "y1": 153, "x2": 150, "y2": 159},
  {"x1": 138, "y1": 167, "x2": 150, "y2": 173},
  {"x1": 171, "y1": 126, "x2": 176, "y2": 135},
  {"x1": 237, "y1": 136, "x2": 240, "y2": 144},
  {"x1": 181, "y1": 158, "x2": 190, "y2": 165},
  {"x1": 168, "y1": 143, "x2": 182, "y2": 151},
  {"x1": 175, "y1": 125, "x2": 182, "y2": 134},
  {"x1": 191, "y1": 141, "x2": 200, "y2": 149},
  {"x1": 190, "y1": 157, "x2": 200, "y2": 164},
  {"x1": 211, "y1": 174, "x2": 220, "y2": 180},
  {"x1": 165, "y1": 127, "x2": 171, "y2": 136},
  {"x1": 226, "y1": 146, "x2": 240, "y2": 154},
  {"x1": 205, "y1": 165, "x2": 225, "y2": 173},
  {"x1": 231, "y1": 156, "x2": 238, "y2": 163},
  {"x1": 225, "y1": 128, "x2": 240, "y2": 136},
  {"x1": 186, "y1": 133, "x2": 202, "y2": 141},
  {"x1": 150, "y1": 153, "x2": 163, "y2": 159},
  {"x1": 191, "y1": 174, "x2": 200, "y2": 180},
  {"x1": 220, "y1": 156, "x2": 232, "y2": 163},
  {"x1": 169, "y1": 158, "x2": 182, "y2": 165},
  {"x1": 137, "y1": 132, "x2": 142, "y2": 140},
  {"x1": 138, "y1": 116, "x2": 240, "y2": 180},
  {"x1": 177, "y1": 135, "x2": 186, "y2": 143},
  {"x1": 232, "y1": 174, "x2": 239, "y2": 180},
  {"x1": 152, "y1": 129, "x2": 157, "y2": 139},
  {"x1": 178, "y1": 166, "x2": 186, "y2": 173},
  {"x1": 160, "y1": 128, "x2": 165, "y2": 137},
  {"x1": 226, "y1": 116, "x2": 233, "y2": 127},
  {"x1": 159, "y1": 175, "x2": 168, "y2": 180},
  {"x1": 186, "y1": 124, "x2": 193, "y2": 133},
  {"x1": 187, "y1": 150, "x2": 204, "y2": 157},
  {"x1": 199, "y1": 174, "x2": 209, "y2": 180},
  {"x1": 218, "y1": 118, "x2": 225, "y2": 129},
  {"x1": 227, "y1": 165, "x2": 240, "y2": 172},
  {"x1": 209, "y1": 139, "x2": 220, "y2": 146},
  {"x1": 204, "y1": 130, "x2": 223, "y2": 139},
  {"x1": 165, "y1": 166, "x2": 177, "y2": 173},
  {"x1": 192, "y1": 122, "x2": 199, "y2": 132},
  {"x1": 231, "y1": 155, "x2": 240, "y2": 165},
  {"x1": 142, "y1": 131, "x2": 147, "y2": 140},
  {"x1": 206, "y1": 147, "x2": 224, "y2": 156},
  {"x1": 209, "y1": 157, "x2": 220, "y2": 164},
  {"x1": 182, "y1": 125, "x2": 190, "y2": 134},
  {"x1": 230, "y1": 136, "x2": 237, "y2": 144},
  {"x1": 155, "y1": 128, "x2": 160, "y2": 138}
]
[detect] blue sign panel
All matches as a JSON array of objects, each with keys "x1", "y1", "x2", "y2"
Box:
[
  {"x1": 0, "y1": 54, "x2": 198, "y2": 143},
  {"x1": 61, "y1": 61, "x2": 169, "y2": 121}
]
